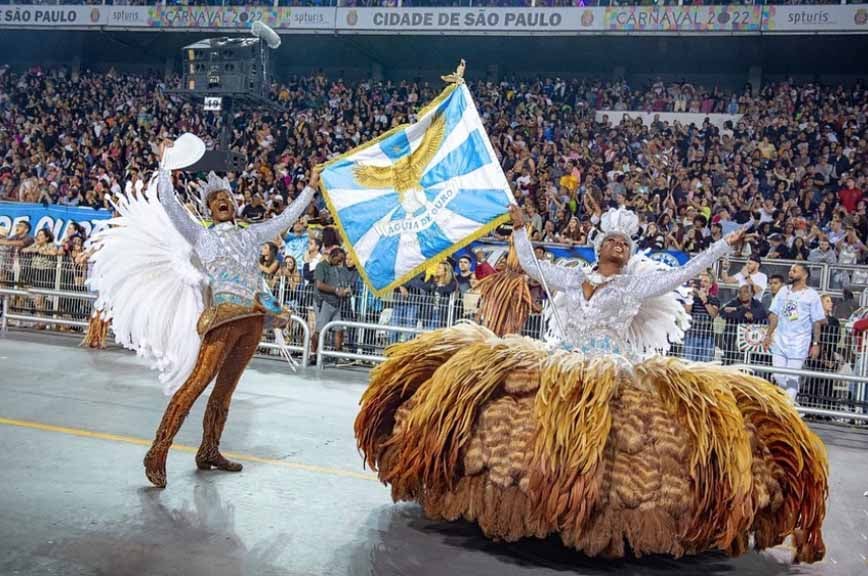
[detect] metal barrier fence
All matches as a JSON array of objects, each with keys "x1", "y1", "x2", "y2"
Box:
[
  {"x1": 315, "y1": 321, "x2": 427, "y2": 369},
  {"x1": 2, "y1": 245, "x2": 868, "y2": 422},
  {"x1": 715, "y1": 255, "x2": 868, "y2": 308},
  {"x1": 731, "y1": 364, "x2": 868, "y2": 422}
]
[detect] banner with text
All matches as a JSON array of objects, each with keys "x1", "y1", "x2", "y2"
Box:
[
  {"x1": 148, "y1": 6, "x2": 289, "y2": 30},
  {"x1": 0, "y1": 202, "x2": 113, "y2": 246},
  {"x1": 335, "y1": 7, "x2": 602, "y2": 34},
  {"x1": 604, "y1": 5, "x2": 763, "y2": 33},
  {"x1": 145, "y1": 6, "x2": 334, "y2": 31},
  {"x1": 3, "y1": 4, "x2": 868, "y2": 35},
  {"x1": 0, "y1": 5, "x2": 105, "y2": 28},
  {"x1": 763, "y1": 6, "x2": 868, "y2": 33},
  {"x1": 104, "y1": 6, "x2": 150, "y2": 29}
]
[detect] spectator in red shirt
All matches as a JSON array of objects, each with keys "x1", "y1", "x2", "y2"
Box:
[
  {"x1": 473, "y1": 248, "x2": 496, "y2": 280},
  {"x1": 854, "y1": 317, "x2": 868, "y2": 350},
  {"x1": 839, "y1": 178, "x2": 863, "y2": 214}
]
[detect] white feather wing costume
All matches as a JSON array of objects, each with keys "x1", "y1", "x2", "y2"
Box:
[
  {"x1": 622, "y1": 253, "x2": 693, "y2": 356},
  {"x1": 86, "y1": 175, "x2": 208, "y2": 395}
]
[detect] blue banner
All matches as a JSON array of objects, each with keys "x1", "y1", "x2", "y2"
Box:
[
  {"x1": 453, "y1": 239, "x2": 689, "y2": 272},
  {"x1": 0, "y1": 202, "x2": 113, "y2": 244}
]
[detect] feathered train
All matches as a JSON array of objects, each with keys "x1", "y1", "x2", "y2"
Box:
[
  {"x1": 86, "y1": 175, "x2": 208, "y2": 395},
  {"x1": 355, "y1": 323, "x2": 828, "y2": 562}
]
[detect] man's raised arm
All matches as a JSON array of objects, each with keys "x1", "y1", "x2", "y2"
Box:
[
  {"x1": 157, "y1": 169, "x2": 203, "y2": 247},
  {"x1": 249, "y1": 171, "x2": 318, "y2": 244}
]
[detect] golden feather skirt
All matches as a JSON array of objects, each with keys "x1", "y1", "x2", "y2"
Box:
[
  {"x1": 80, "y1": 311, "x2": 110, "y2": 349},
  {"x1": 354, "y1": 324, "x2": 828, "y2": 562}
]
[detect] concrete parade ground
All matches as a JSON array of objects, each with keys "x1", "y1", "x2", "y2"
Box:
[{"x1": 1, "y1": 331, "x2": 866, "y2": 576}]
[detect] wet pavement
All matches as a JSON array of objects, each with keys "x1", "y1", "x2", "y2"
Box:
[{"x1": 1, "y1": 331, "x2": 866, "y2": 576}]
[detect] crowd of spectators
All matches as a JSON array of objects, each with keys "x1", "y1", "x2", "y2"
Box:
[
  {"x1": 1, "y1": 66, "x2": 865, "y2": 379},
  {"x1": 2, "y1": 67, "x2": 866, "y2": 270},
  {"x1": 2, "y1": 62, "x2": 865, "y2": 400}
]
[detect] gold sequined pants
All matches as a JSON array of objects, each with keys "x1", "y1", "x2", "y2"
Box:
[{"x1": 144, "y1": 315, "x2": 264, "y2": 488}]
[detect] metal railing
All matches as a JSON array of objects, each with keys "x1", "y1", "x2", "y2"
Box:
[
  {"x1": 257, "y1": 314, "x2": 312, "y2": 367},
  {"x1": 731, "y1": 364, "x2": 868, "y2": 422},
  {"x1": 0, "y1": 285, "x2": 311, "y2": 366},
  {"x1": 3, "y1": 245, "x2": 868, "y2": 423},
  {"x1": 0, "y1": 286, "x2": 94, "y2": 331},
  {"x1": 315, "y1": 320, "x2": 428, "y2": 370}
]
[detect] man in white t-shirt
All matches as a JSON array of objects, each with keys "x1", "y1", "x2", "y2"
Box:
[
  {"x1": 722, "y1": 254, "x2": 768, "y2": 299},
  {"x1": 763, "y1": 264, "x2": 826, "y2": 404}
]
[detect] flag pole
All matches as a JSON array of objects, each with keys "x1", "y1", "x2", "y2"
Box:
[{"x1": 517, "y1": 224, "x2": 566, "y2": 342}]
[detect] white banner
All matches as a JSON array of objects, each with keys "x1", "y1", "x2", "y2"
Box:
[
  {"x1": 764, "y1": 6, "x2": 868, "y2": 32},
  {"x1": 283, "y1": 7, "x2": 335, "y2": 31},
  {"x1": 98, "y1": 6, "x2": 335, "y2": 32},
  {"x1": 597, "y1": 110, "x2": 742, "y2": 131},
  {"x1": 104, "y1": 6, "x2": 149, "y2": 29},
  {"x1": 2, "y1": 5, "x2": 867, "y2": 34},
  {"x1": 603, "y1": 6, "x2": 763, "y2": 33},
  {"x1": 0, "y1": 5, "x2": 105, "y2": 28},
  {"x1": 336, "y1": 7, "x2": 602, "y2": 34}
]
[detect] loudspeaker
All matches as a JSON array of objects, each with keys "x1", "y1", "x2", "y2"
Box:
[
  {"x1": 186, "y1": 150, "x2": 246, "y2": 173},
  {"x1": 182, "y1": 37, "x2": 269, "y2": 98}
]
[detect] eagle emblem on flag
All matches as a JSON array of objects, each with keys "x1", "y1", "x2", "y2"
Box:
[{"x1": 319, "y1": 82, "x2": 515, "y2": 296}]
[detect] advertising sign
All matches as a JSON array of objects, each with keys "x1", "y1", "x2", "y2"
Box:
[
  {"x1": 603, "y1": 6, "x2": 763, "y2": 33},
  {"x1": 0, "y1": 202, "x2": 113, "y2": 246},
  {"x1": 147, "y1": 6, "x2": 292, "y2": 30},
  {"x1": 763, "y1": 6, "x2": 868, "y2": 32},
  {"x1": 3, "y1": 5, "x2": 867, "y2": 36},
  {"x1": 0, "y1": 5, "x2": 105, "y2": 28},
  {"x1": 336, "y1": 7, "x2": 602, "y2": 34},
  {"x1": 104, "y1": 6, "x2": 149, "y2": 29}
]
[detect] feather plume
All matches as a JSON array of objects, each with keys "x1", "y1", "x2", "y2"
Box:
[
  {"x1": 624, "y1": 252, "x2": 693, "y2": 355},
  {"x1": 86, "y1": 175, "x2": 208, "y2": 395},
  {"x1": 475, "y1": 243, "x2": 533, "y2": 336},
  {"x1": 593, "y1": 207, "x2": 640, "y2": 256}
]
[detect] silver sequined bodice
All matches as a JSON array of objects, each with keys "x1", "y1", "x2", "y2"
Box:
[
  {"x1": 195, "y1": 223, "x2": 270, "y2": 305},
  {"x1": 158, "y1": 170, "x2": 313, "y2": 305},
  {"x1": 514, "y1": 228, "x2": 731, "y2": 358}
]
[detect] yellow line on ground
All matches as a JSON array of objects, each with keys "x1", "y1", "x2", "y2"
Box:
[{"x1": 0, "y1": 416, "x2": 377, "y2": 482}]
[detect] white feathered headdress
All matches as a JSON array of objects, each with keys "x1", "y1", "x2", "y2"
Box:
[
  {"x1": 593, "y1": 207, "x2": 640, "y2": 257},
  {"x1": 192, "y1": 171, "x2": 237, "y2": 217},
  {"x1": 201, "y1": 171, "x2": 231, "y2": 204}
]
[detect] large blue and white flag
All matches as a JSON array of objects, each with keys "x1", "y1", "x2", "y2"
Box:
[{"x1": 320, "y1": 83, "x2": 515, "y2": 296}]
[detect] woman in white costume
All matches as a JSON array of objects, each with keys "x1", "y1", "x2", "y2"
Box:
[{"x1": 355, "y1": 204, "x2": 828, "y2": 563}]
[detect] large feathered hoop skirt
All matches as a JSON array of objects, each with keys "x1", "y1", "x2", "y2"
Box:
[{"x1": 354, "y1": 324, "x2": 828, "y2": 563}]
